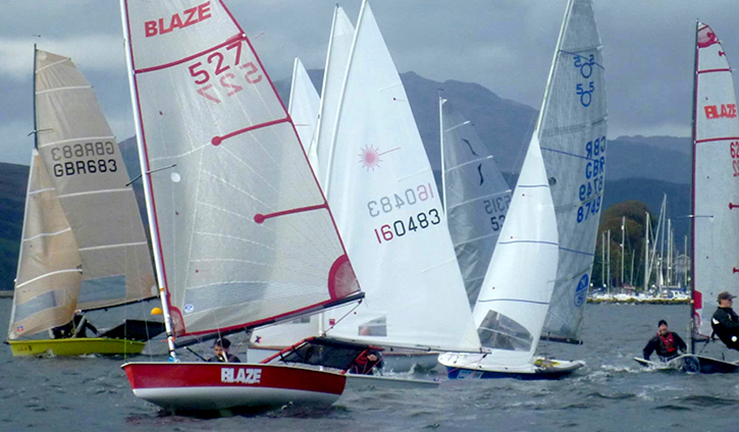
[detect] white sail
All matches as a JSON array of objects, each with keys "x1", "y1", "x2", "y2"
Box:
[
  {"x1": 440, "y1": 96, "x2": 512, "y2": 305},
  {"x1": 287, "y1": 58, "x2": 320, "y2": 153},
  {"x1": 692, "y1": 22, "x2": 739, "y2": 337},
  {"x1": 471, "y1": 134, "x2": 559, "y2": 366},
  {"x1": 308, "y1": 5, "x2": 355, "y2": 185},
  {"x1": 8, "y1": 150, "x2": 83, "y2": 339},
  {"x1": 321, "y1": 0, "x2": 480, "y2": 352},
  {"x1": 33, "y1": 50, "x2": 156, "y2": 311},
  {"x1": 122, "y1": 0, "x2": 361, "y2": 336},
  {"x1": 539, "y1": 0, "x2": 607, "y2": 342}
]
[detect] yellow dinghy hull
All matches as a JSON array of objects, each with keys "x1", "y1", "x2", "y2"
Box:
[{"x1": 8, "y1": 338, "x2": 146, "y2": 357}]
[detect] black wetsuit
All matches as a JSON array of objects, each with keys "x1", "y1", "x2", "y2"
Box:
[
  {"x1": 711, "y1": 307, "x2": 739, "y2": 350},
  {"x1": 207, "y1": 353, "x2": 241, "y2": 363},
  {"x1": 643, "y1": 332, "x2": 687, "y2": 361}
]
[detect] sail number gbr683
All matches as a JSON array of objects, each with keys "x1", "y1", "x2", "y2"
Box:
[
  {"x1": 188, "y1": 40, "x2": 263, "y2": 104},
  {"x1": 50, "y1": 141, "x2": 118, "y2": 178}
]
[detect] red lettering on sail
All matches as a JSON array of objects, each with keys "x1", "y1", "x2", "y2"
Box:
[
  {"x1": 705, "y1": 104, "x2": 737, "y2": 119},
  {"x1": 144, "y1": 1, "x2": 212, "y2": 37}
]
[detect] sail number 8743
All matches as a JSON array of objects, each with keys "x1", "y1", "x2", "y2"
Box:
[{"x1": 374, "y1": 209, "x2": 441, "y2": 244}]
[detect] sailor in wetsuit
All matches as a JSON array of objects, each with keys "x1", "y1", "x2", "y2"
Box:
[
  {"x1": 349, "y1": 348, "x2": 384, "y2": 375},
  {"x1": 50, "y1": 313, "x2": 98, "y2": 339},
  {"x1": 643, "y1": 319, "x2": 687, "y2": 361},
  {"x1": 711, "y1": 291, "x2": 739, "y2": 350}
]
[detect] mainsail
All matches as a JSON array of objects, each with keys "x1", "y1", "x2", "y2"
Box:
[
  {"x1": 8, "y1": 49, "x2": 156, "y2": 340},
  {"x1": 321, "y1": 0, "x2": 480, "y2": 352},
  {"x1": 440, "y1": 96, "x2": 512, "y2": 305},
  {"x1": 121, "y1": 0, "x2": 361, "y2": 338},
  {"x1": 539, "y1": 0, "x2": 607, "y2": 342},
  {"x1": 287, "y1": 58, "x2": 320, "y2": 152},
  {"x1": 308, "y1": 5, "x2": 355, "y2": 184},
  {"x1": 692, "y1": 22, "x2": 739, "y2": 337}
]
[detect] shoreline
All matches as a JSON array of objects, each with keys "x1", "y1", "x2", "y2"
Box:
[
  {"x1": 0, "y1": 291, "x2": 12, "y2": 298},
  {"x1": 588, "y1": 298, "x2": 689, "y2": 305}
]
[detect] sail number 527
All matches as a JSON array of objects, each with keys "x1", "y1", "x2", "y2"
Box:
[{"x1": 189, "y1": 41, "x2": 263, "y2": 104}]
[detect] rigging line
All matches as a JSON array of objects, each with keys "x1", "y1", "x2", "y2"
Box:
[
  {"x1": 126, "y1": 163, "x2": 177, "y2": 186},
  {"x1": 321, "y1": 300, "x2": 363, "y2": 337}
]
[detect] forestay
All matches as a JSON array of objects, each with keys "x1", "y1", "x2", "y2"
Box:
[
  {"x1": 321, "y1": 1, "x2": 480, "y2": 352},
  {"x1": 308, "y1": 5, "x2": 355, "y2": 184},
  {"x1": 472, "y1": 134, "x2": 559, "y2": 365},
  {"x1": 8, "y1": 151, "x2": 83, "y2": 339},
  {"x1": 122, "y1": 0, "x2": 360, "y2": 336},
  {"x1": 287, "y1": 58, "x2": 320, "y2": 153},
  {"x1": 692, "y1": 22, "x2": 739, "y2": 337},
  {"x1": 441, "y1": 97, "x2": 512, "y2": 306},
  {"x1": 539, "y1": 0, "x2": 607, "y2": 342}
]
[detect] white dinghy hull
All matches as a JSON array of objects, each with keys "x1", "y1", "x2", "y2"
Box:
[{"x1": 439, "y1": 352, "x2": 584, "y2": 380}]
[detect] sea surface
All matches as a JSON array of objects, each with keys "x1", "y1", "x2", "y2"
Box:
[{"x1": 1, "y1": 297, "x2": 738, "y2": 432}]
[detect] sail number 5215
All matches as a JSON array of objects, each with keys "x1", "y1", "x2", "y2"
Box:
[{"x1": 189, "y1": 41, "x2": 262, "y2": 104}]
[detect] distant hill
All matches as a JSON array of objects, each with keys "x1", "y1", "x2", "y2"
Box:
[
  {"x1": 274, "y1": 70, "x2": 691, "y2": 184},
  {"x1": 0, "y1": 162, "x2": 29, "y2": 291},
  {"x1": 0, "y1": 72, "x2": 695, "y2": 290}
]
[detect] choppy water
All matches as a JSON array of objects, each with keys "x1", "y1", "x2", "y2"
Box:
[{"x1": 1, "y1": 298, "x2": 738, "y2": 431}]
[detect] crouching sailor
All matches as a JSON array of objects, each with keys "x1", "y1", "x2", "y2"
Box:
[
  {"x1": 643, "y1": 319, "x2": 687, "y2": 361},
  {"x1": 711, "y1": 291, "x2": 739, "y2": 351}
]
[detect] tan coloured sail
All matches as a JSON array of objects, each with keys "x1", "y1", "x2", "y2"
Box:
[
  {"x1": 33, "y1": 50, "x2": 155, "y2": 310},
  {"x1": 8, "y1": 150, "x2": 82, "y2": 339}
]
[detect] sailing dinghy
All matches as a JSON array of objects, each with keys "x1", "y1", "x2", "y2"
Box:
[
  {"x1": 635, "y1": 22, "x2": 739, "y2": 374},
  {"x1": 317, "y1": 0, "x2": 482, "y2": 379},
  {"x1": 6, "y1": 48, "x2": 161, "y2": 357},
  {"x1": 440, "y1": 0, "x2": 605, "y2": 379},
  {"x1": 119, "y1": 0, "x2": 365, "y2": 412}
]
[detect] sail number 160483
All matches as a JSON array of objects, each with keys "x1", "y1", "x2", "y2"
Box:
[{"x1": 374, "y1": 209, "x2": 441, "y2": 244}]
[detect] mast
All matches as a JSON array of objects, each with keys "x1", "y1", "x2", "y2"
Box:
[
  {"x1": 689, "y1": 20, "x2": 699, "y2": 354},
  {"x1": 643, "y1": 212, "x2": 649, "y2": 292},
  {"x1": 32, "y1": 45, "x2": 38, "y2": 149},
  {"x1": 606, "y1": 229, "x2": 611, "y2": 292},
  {"x1": 620, "y1": 216, "x2": 625, "y2": 287},
  {"x1": 119, "y1": 0, "x2": 177, "y2": 361},
  {"x1": 439, "y1": 93, "x2": 447, "y2": 214},
  {"x1": 601, "y1": 231, "x2": 605, "y2": 289}
]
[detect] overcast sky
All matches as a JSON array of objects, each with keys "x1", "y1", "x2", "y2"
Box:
[{"x1": 1, "y1": 0, "x2": 737, "y2": 165}]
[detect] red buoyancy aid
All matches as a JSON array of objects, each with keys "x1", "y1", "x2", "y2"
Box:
[{"x1": 658, "y1": 332, "x2": 676, "y2": 355}]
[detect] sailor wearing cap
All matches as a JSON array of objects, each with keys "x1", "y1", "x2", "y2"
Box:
[{"x1": 711, "y1": 291, "x2": 739, "y2": 350}]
